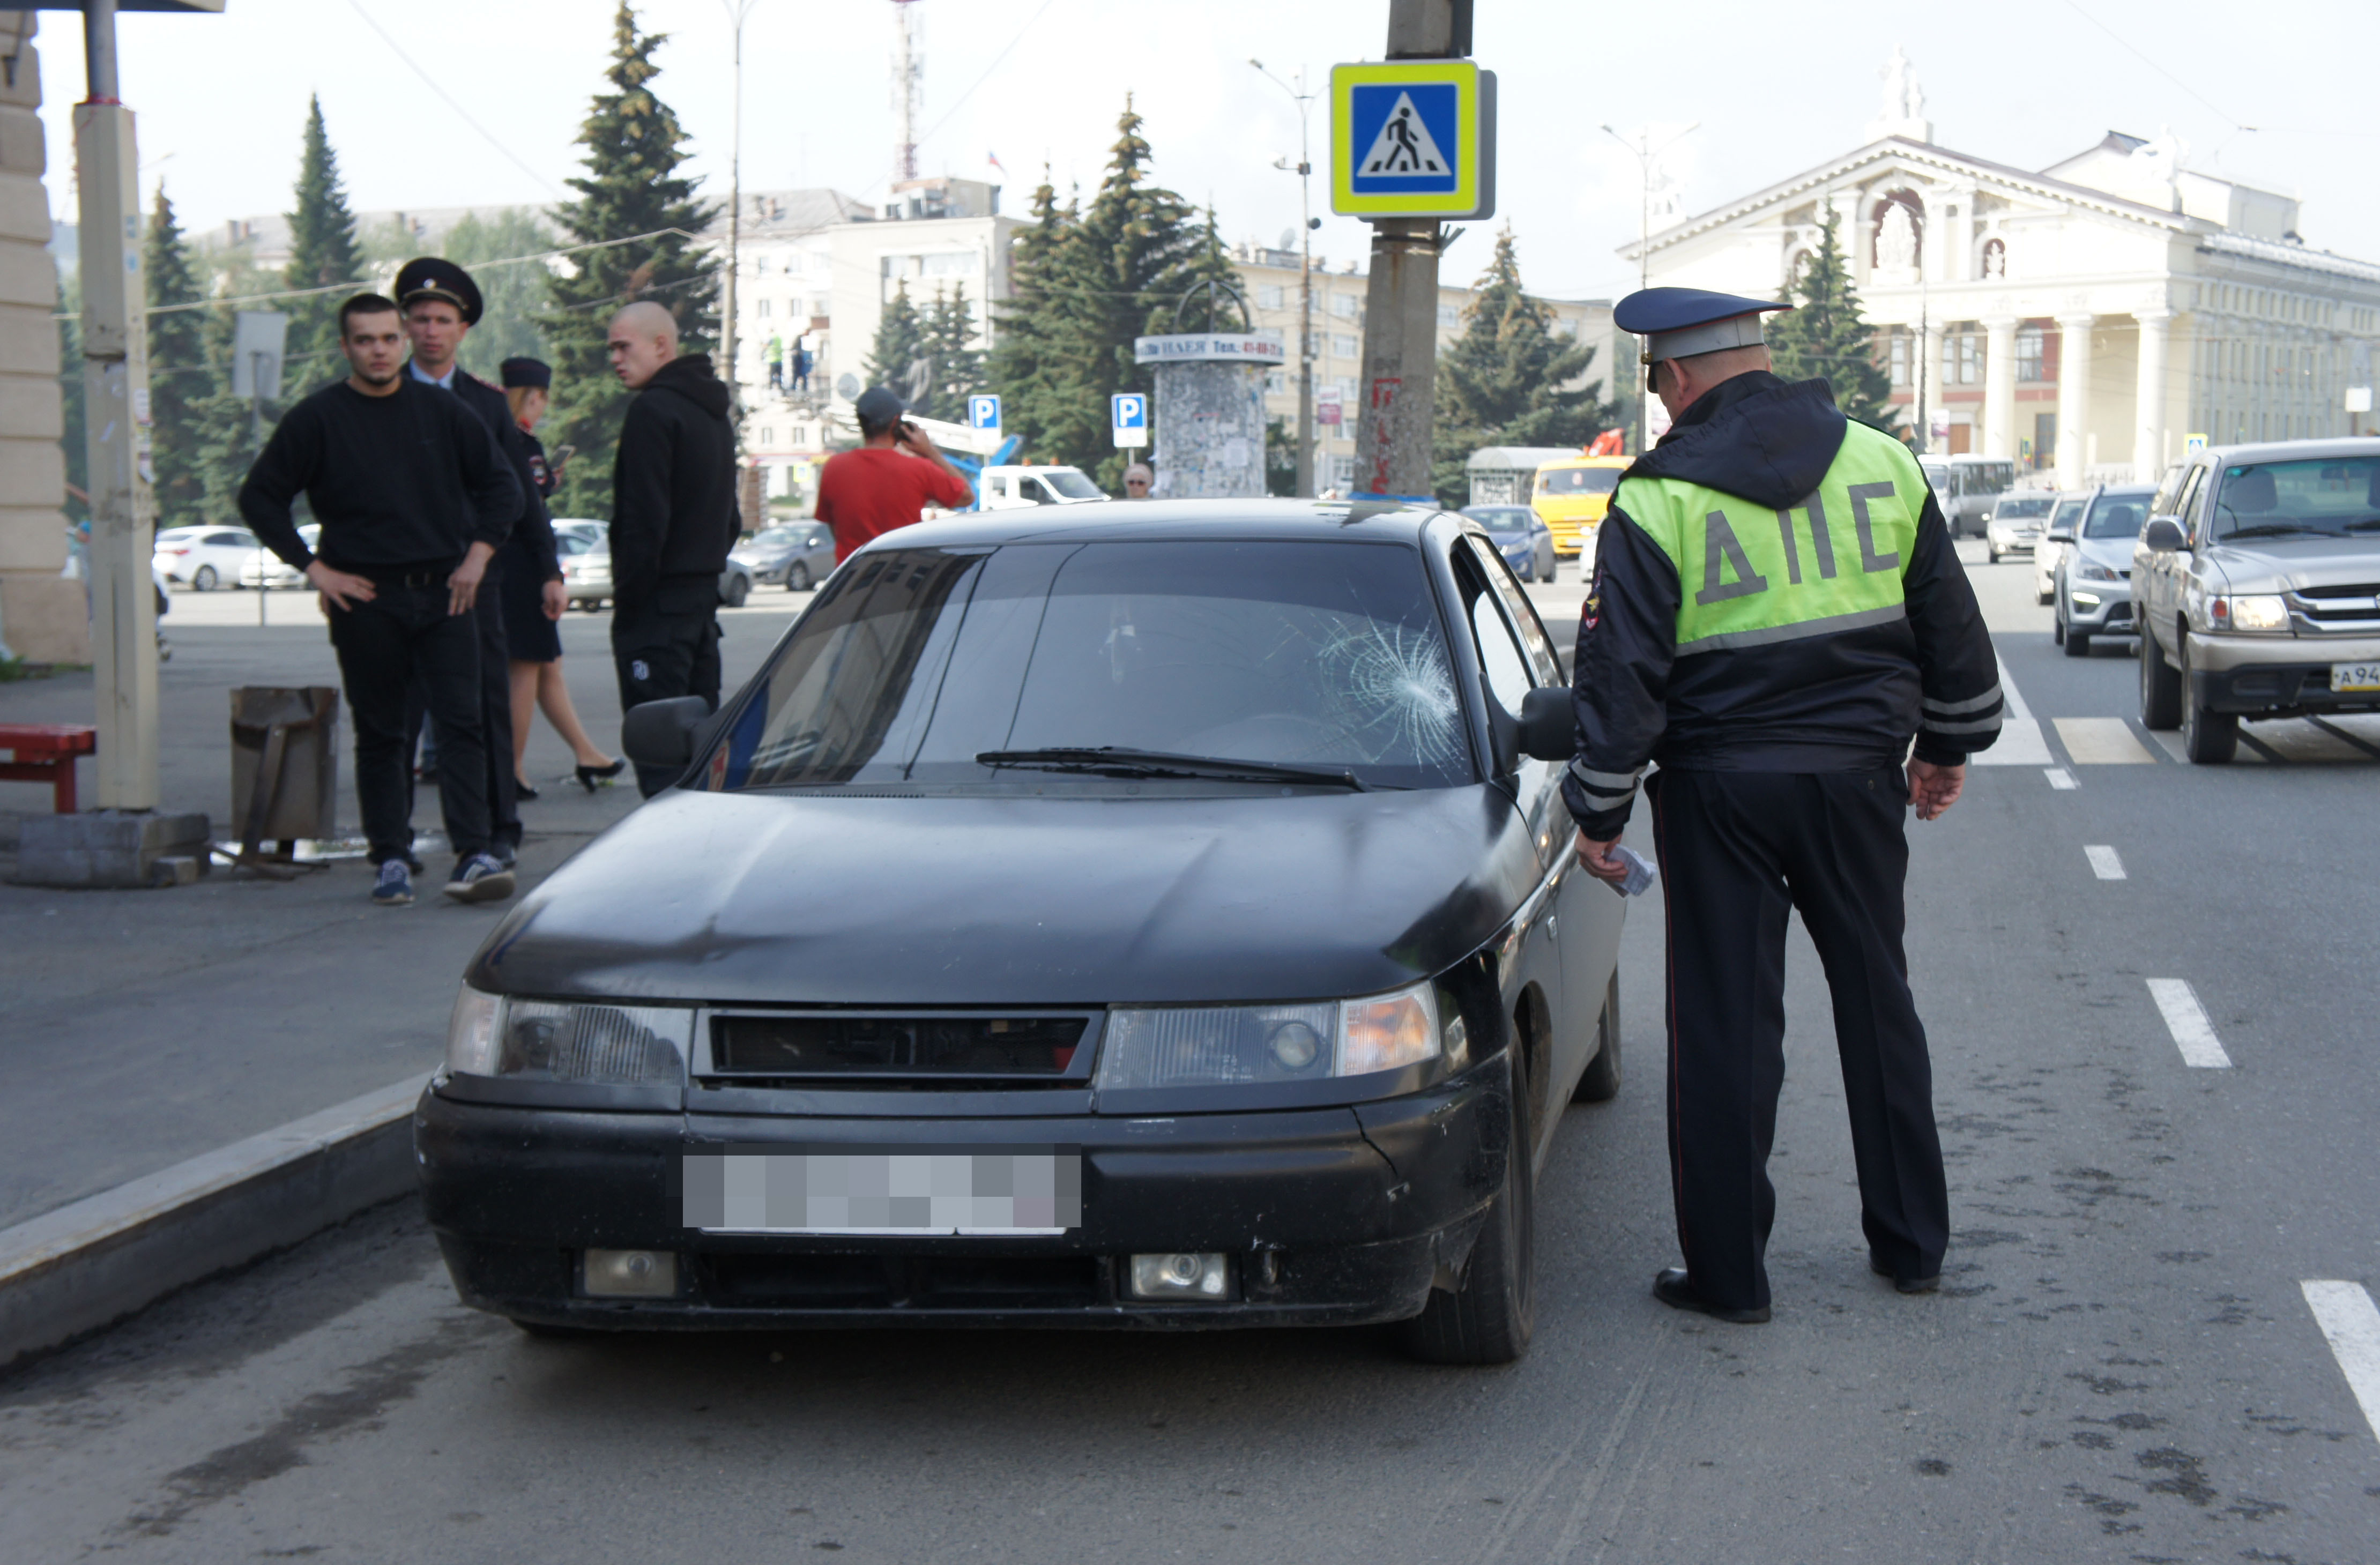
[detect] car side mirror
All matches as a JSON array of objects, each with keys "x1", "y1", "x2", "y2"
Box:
[
  {"x1": 2142, "y1": 517, "x2": 2186, "y2": 554},
  {"x1": 1518, "y1": 686, "x2": 1575, "y2": 762},
  {"x1": 2044, "y1": 526, "x2": 2073, "y2": 544},
  {"x1": 621, "y1": 696, "x2": 711, "y2": 771}
]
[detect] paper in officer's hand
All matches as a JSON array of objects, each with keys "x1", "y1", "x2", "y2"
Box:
[{"x1": 1610, "y1": 845, "x2": 1657, "y2": 898}]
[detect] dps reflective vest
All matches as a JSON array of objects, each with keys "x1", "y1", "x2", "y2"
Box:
[{"x1": 1560, "y1": 374, "x2": 2002, "y2": 838}]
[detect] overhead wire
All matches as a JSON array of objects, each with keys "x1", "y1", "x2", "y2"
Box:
[{"x1": 341, "y1": 0, "x2": 566, "y2": 198}]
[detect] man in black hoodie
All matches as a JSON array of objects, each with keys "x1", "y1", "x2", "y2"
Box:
[
  {"x1": 1564, "y1": 288, "x2": 2002, "y2": 1325},
  {"x1": 604, "y1": 301, "x2": 737, "y2": 795}
]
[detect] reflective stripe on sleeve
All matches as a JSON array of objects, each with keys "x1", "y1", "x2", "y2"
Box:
[
  {"x1": 1922, "y1": 684, "x2": 2004, "y2": 717},
  {"x1": 1921, "y1": 713, "x2": 2004, "y2": 736}
]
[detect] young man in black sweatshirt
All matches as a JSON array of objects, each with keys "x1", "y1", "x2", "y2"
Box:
[
  {"x1": 238, "y1": 293, "x2": 523, "y2": 906},
  {"x1": 605, "y1": 300, "x2": 737, "y2": 795}
]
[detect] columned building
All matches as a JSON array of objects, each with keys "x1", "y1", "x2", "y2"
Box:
[{"x1": 1625, "y1": 57, "x2": 2380, "y2": 485}]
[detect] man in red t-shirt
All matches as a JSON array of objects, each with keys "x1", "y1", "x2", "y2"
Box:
[{"x1": 814, "y1": 385, "x2": 976, "y2": 561}]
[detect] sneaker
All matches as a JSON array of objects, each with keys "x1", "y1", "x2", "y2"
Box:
[
  {"x1": 371, "y1": 860, "x2": 414, "y2": 906},
  {"x1": 442, "y1": 853, "x2": 516, "y2": 904},
  {"x1": 493, "y1": 840, "x2": 519, "y2": 869}
]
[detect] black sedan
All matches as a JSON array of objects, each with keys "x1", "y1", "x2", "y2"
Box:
[{"x1": 417, "y1": 500, "x2": 1625, "y2": 1363}]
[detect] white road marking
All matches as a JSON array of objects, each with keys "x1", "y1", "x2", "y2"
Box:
[
  {"x1": 2301, "y1": 1281, "x2": 2380, "y2": 1445},
  {"x1": 1972, "y1": 655, "x2": 2053, "y2": 766},
  {"x1": 2146, "y1": 729, "x2": 2189, "y2": 764},
  {"x1": 2085, "y1": 845, "x2": 2126, "y2": 880},
  {"x1": 2146, "y1": 978, "x2": 2232, "y2": 1068},
  {"x1": 2054, "y1": 717, "x2": 2159, "y2": 764},
  {"x1": 2046, "y1": 768, "x2": 2079, "y2": 790}
]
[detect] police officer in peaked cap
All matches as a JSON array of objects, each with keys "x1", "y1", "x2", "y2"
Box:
[
  {"x1": 392, "y1": 256, "x2": 560, "y2": 868},
  {"x1": 1561, "y1": 287, "x2": 2004, "y2": 1323}
]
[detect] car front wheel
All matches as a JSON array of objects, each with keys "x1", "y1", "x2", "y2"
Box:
[
  {"x1": 2179, "y1": 638, "x2": 2237, "y2": 763},
  {"x1": 1399, "y1": 1050, "x2": 1535, "y2": 1365},
  {"x1": 788, "y1": 562, "x2": 811, "y2": 591},
  {"x1": 2139, "y1": 625, "x2": 2182, "y2": 729}
]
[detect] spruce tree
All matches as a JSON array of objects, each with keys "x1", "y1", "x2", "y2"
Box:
[
  {"x1": 145, "y1": 185, "x2": 212, "y2": 524},
  {"x1": 1429, "y1": 227, "x2": 1615, "y2": 505},
  {"x1": 192, "y1": 251, "x2": 282, "y2": 528},
  {"x1": 919, "y1": 285, "x2": 984, "y2": 423},
  {"x1": 987, "y1": 173, "x2": 1097, "y2": 466},
  {"x1": 863, "y1": 283, "x2": 928, "y2": 403},
  {"x1": 443, "y1": 210, "x2": 556, "y2": 381},
  {"x1": 541, "y1": 2, "x2": 718, "y2": 518},
  {"x1": 1765, "y1": 209, "x2": 1895, "y2": 428},
  {"x1": 282, "y1": 96, "x2": 366, "y2": 391}
]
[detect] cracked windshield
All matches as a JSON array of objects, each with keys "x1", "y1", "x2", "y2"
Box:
[{"x1": 711, "y1": 541, "x2": 1470, "y2": 790}]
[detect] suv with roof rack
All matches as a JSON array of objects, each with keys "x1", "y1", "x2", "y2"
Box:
[{"x1": 2133, "y1": 439, "x2": 2380, "y2": 763}]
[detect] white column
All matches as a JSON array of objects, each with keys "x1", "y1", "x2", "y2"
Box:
[
  {"x1": 2056, "y1": 312, "x2": 2095, "y2": 488},
  {"x1": 1982, "y1": 315, "x2": 2018, "y2": 460},
  {"x1": 1918, "y1": 318, "x2": 1945, "y2": 452},
  {"x1": 2133, "y1": 308, "x2": 2171, "y2": 480}
]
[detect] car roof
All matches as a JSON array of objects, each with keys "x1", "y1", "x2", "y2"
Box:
[
  {"x1": 853, "y1": 497, "x2": 1446, "y2": 554},
  {"x1": 2193, "y1": 436, "x2": 2380, "y2": 466}
]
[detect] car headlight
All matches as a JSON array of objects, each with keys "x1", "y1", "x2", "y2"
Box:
[
  {"x1": 2210, "y1": 594, "x2": 2289, "y2": 633},
  {"x1": 445, "y1": 987, "x2": 691, "y2": 1084},
  {"x1": 2079, "y1": 562, "x2": 2122, "y2": 582},
  {"x1": 1096, "y1": 979, "x2": 1449, "y2": 1089}
]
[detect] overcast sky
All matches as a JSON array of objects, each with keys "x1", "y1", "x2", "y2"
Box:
[{"x1": 34, "y1": 0, "x2": 2380, "y2": 303}]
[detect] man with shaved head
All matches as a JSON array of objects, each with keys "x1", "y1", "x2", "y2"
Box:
[{"x1": 604, "y1": 301, "x2": 737, "y2": 793}]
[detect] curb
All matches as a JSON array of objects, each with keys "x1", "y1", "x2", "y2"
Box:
[{"x1": 0, "y1": 1075, "x2": 424, "y2": 1372}]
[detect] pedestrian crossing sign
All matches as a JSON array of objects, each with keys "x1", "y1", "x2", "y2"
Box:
[{"x1": 1330, "y1": 59, "x2": 1495, "y2": 220}]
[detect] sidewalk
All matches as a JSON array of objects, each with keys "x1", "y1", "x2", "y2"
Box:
[{"x1": 0, "y1": 587, "x2": 801, "y2": 1233}]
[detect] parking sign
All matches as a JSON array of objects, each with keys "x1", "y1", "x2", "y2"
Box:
[
  {"x1": 1112, "y1": 392, "x2": 1148, "y2": 448},
  {"x1": 968, "y1": 393, "x2": 1002, "y2": 433}
]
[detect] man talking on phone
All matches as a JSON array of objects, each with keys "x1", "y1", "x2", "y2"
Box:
[{"x1": 814, "y1": 385, "x2": 975, "y2": 563}]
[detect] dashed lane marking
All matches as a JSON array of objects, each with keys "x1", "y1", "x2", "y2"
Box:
[
  {"x1": 2146, "y1": 978, "x2": 2232, "y2": 1068},
  {"x1": 2053, "y1": 717, "x2": 2159, "y2": 764},
  {"x1": 1971, "y1": 656, "x2": 2052, "y2": 766},
  {"x1": 2302, "y1": 1281, "x2": 2380, "y2": 1445},
  {"x1": 2085, "y1": 845, "x2": 2126, "y2": 880},
  {"x1": 2045, "y1": 767, "x2": 2079, "y2": 790}
]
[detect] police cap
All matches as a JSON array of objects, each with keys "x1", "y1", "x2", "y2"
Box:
[
  {"x1": 499, "y1": 356, "x2": 552, "y2": 390},
  {"x1": 1615, "y1": 287, "x2": 1793, "y2": 364},
  {"x1": 392, "y1": 256, "x2": 485, "y2": 326}
]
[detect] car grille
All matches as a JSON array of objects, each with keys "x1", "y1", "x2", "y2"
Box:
[
  {"x1": 706, "y1": 1012, "x2": 1093, "y2": 1082},
  {"x1": 2288, "y1": 583, "x2": 2380, "y2": 633},
  {"x1": 701, "y1": 1252, "x2": 1104, "y2": 1310}
]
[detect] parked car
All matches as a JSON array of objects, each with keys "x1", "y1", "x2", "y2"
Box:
[
  {"x1": 1983, "y1": 492, "x2": 2056, "y2": 563},
  {"x1": 1461, "y1": 504, "x2": 1556, "y2": 582},
  {"x1": 553, "y1": 520, "x2": 753, "y2": 609},
  {"x1": 152, "y1": 525, "x2": 260, "y2": 591},
  {"x1": 731, "y1": 521, "x2": 836, "y2": 592},
  {"x1": 2133, "y1": 438, "x2": 2380, "y2": 763},
  {"x1": 241, "y1": 523, "x2": 318, "y2": 588},
  {"x1": 418, "y1": 498, "x2": 1626, "y2": 1364},
  {"x1": 1919, "y1": 455, "x2": 2018, "y2": 539},
  {"x1": 2052, "y1": 485, "x2": 2154, "y2": 655},
  {"x1": 977, "y1": 465, "x2": 1106, "y2": 509},
  {"x1": 2035, "y1": 491, "x2": 2089, "y2": 603}
]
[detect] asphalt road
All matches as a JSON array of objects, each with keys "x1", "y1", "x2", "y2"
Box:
[{"x1": 4, "y1": 543, "x2": 2376, "y2": 1563}]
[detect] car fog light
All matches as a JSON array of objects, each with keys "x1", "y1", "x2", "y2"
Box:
[
  {"x1": 1268, "y1": 1020, "x2": 1321, "y2": 1070},
  {"x1": 2071, "y1": 591, "x2": 2101, "y2": 607},
  {"x1": 583, "y1": 1248, "x2": 678, "y2": 1298},
  {"x1": 1128, "y1": 1251, "x2": 1229, "y2": 1300}
]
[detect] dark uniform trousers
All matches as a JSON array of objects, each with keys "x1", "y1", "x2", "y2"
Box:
[
  {"x1": 613, "y1": 572, "x2": 722, "y2": 797},
  {"x1": 403, "y1": 564, "x2": 520, "y2": 853},
  {"x1": 1646, "y1": 765, "x2": 1950, "y2": 1313},
  {"x1": 328, "y1": 577, "x2": 492, "y2": 867}
]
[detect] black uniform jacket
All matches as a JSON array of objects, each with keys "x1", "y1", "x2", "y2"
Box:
[
  {"x1": 609, "y1": 354, "x2": 737, "y2": 617},
  {"x1": 449, "y1": 368, "x2": 561, "y2": 585},
  {"x1": 1563, "y1": 372, "x2": 2003, "y2": 839}
]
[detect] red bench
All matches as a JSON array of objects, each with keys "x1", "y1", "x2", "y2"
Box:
[{"x1": 0, "y1": 724, "x2": 97, "y2": 813}]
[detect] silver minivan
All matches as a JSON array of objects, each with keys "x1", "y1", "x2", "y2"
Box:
[{"x1": 1919, "y1": 456, "x2": 2018, "y2": 538}]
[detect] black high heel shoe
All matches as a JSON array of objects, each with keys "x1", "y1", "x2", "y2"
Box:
[
  {"x1": 514, "y1": 777, "x2": 541, "y2": 801},
  {"x1": 576, "y1": 759, "x2": 627, "y2": 793}
]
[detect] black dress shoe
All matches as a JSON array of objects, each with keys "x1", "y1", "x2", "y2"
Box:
[
  {"x1": 1870, "y1": 1257, "x2": 1941, "y2": 1294},
  {"x1": 1652, "y1": 1266, "x2": 1771, "y2": 1324}
]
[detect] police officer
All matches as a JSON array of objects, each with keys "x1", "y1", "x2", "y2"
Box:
[
  {"x1": 1564, "y1": 287, "x2": 2003, "y2": 1324},
  {"x1": 392, "y1": 257, "x2": 560, "y2": 867}
]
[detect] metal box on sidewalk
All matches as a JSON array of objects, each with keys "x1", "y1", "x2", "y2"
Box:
[{"x1": 230, "y1": 687, "x2": 341, "y2": 851}]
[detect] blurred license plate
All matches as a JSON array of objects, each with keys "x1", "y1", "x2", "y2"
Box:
[
  {"x1": 2333, "y1": 661, "x2": 2380, "y2": 692},
  {"x1": 682, "y1": 1150, "x2": 1081, "y2": 1235}
]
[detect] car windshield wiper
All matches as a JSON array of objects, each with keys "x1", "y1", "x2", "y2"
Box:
[
  {"x1": 2221, "y1": 524, "x2": 2324, "y2": 540},
  {"x1": 975, "y1": 747, "x2": 1368, "y2": 791},
  {"x1": 2341, "y1": 518, "x2": 2380, "y2": 533}
]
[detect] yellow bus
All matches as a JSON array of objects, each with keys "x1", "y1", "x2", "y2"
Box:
[{"x1": 1531, "y1": 454, "x2": 1633, "y2": 560}]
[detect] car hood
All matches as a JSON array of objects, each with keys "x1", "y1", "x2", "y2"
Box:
[
  {"x1": 468, "y1": 786, "x2": 1543, "y2": 1006},
  {"x1": 2201, "y1": 536, "x2": 2380, "y2": 593}
]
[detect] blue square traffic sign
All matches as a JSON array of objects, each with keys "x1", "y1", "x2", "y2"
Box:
[
  {"x1": 1330, "y1": 59, "x2": 1494, "y2": 220},
  {"x1": 968, "y1": 393, "x2": 1002, "y2": 431},
  {"x1": 1348, "y1": 82, "x2": 1460, "y2": 195}
]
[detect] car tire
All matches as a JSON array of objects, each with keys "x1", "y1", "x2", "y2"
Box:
[
  {"x1": 1397, "y1": 1047, "x2": 1536, "y2": 1365},
  {"x1": 2180, "y1": 639, "x2": 2238, "y2": 764},
  {"x1": 2139, "y1": 626, "x2": 2183, "y2": 729},
  {"x1": 722, "y1": 575, "x2": 750, "y2": 608},
  {"x1": 788, "y1": 562, "x2": 812, "y2": 592},
  {"x1": 192, "y1": 564, "x2": 217, "y2": 592},
  {"x1": 1573, "y1": 969, "x2": 1621, "y2": 1104},
  {"x1": 2063, "y1": 624, "x2": 2091, "y2": 657},
  {"x1": 2037, "y1": 585, "x2": 2054, "y2": 606}
]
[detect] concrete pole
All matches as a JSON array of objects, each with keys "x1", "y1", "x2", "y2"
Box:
[
  {"x1": 75, "y1": 0, "x2": 160, "y2": 809},
  {"x1": 1351, "y1": 0, "x2": 1467, "y2": 500}
]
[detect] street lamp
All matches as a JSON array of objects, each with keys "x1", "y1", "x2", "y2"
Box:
[
  {"x1": 719, "y1": 0, "x2": 761, "y2": 415},
  {"x1": 1251, "y1": 58, "x2": 1317, "y2": 498},
  {"x1": 1602, "y1": 121, "x2": 1697, "y2": 454}
]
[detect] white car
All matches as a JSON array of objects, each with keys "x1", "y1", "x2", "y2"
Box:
[
  {"x1": 2034, "y1": 491, "x2": 2090, "y2": 605},
  {"x1": 153, "y1": 525, "x2": 261, "y2": 592},
  {"x1": 976, "y1": 465, "x2": 1107, "y2": 510},
  {"x1": 242, "y1": 524, "x2": 319, "y2": 588},
  {"x1": 1983, "y1": 492, "x2": 2056, "y2": 563}
]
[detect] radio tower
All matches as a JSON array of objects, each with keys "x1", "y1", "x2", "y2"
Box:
[{"x1": 892, "y1": 0, "x2": 923, "y2": 183}]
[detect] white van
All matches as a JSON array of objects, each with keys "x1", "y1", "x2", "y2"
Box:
[{"x1": 977, "y1": 465, "x2": 1107, "y2": 510}]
